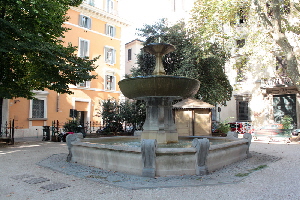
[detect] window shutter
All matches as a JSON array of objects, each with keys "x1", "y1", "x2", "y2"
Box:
[
  {"x1": 80, "y1": 40, "x2": 85, "y2": 57},
  {"x1": 105, "y1": 47, "x2": 110, "y2": 63},
  {"x1": 112, "y1": 76, "x2": 115, "y2": 90},
  {"x1": 113, "y1": 27, "x2": 116, "y2": 37},
  {"x1": 105, "y1": 24, "x2": 109, "y2": 35},
  {"x1": 84, "y1": 40, "x2": 88, "y2": 57},
  {"x1": 79, "y1": 15, "x2": 83, "y2": 26},
  {"x1": 86, "y1": 81, "x2": 91, "y2": 88},
  {"x1": 87, "y1": 18, "x2": 91, "y2": 29},
  {"x1": 113, "y1": 49, "x2": 116, "y2": 64}
]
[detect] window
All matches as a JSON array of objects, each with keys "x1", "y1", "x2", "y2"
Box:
[
  {"x1": 104, "y1": 47, "x2": 116, "y2": 65},
  {"x1": 29, "y1": 92, "x2": 48, "y2": 120},
  {"x1": 32, "y1": 99, "x2": 45, "y2": 118},
  {"x1": 235, "y1": 95, "x2": 251, "y2": 121},
  {"x1": 77, "y1": 81, "x2": 90, "y2": 88},
  {"x1": 79, "y1": 38, "x2": 89, "y2": 58},
  {"x1": 105, "y1": 75, "x2": 116, "y2": 90},
  {"x1": 128, "y1": 49, "x2": 132, "y2": 61},
  {"x1": 107, "y1": 0, "x2": 114, "y2": 13},
  {"x1": 238, "y1": 101, "x2": 249, "y2": 121},
  {"x1": 79, "y1": 15, "x2": 91, "y2": 29},
  {"x1": 105, "y1": 24, "x2": 116, "y2": 37},
  {"x1": 85, "y1": 0, "x2": 95, "y2": 6}
]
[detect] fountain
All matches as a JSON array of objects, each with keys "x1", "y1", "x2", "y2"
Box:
[
  {"x1": 67, "y1": 42, "x2": 252, "y2": 177},
  {"x1": 119, "y1": 43, "x2": 199, "y2": 143}
]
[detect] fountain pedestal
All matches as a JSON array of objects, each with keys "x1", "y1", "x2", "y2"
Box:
[{"x1": 141, "y1": 97, "x2": 178, "y2": 143}]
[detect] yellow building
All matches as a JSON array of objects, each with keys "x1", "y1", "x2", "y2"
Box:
[{"x1": 1, "y1": 0, "x2": 130, "y2": 138}]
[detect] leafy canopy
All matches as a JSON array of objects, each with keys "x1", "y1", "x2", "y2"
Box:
[
  {"x1": 131, "y1": 19, "x2": 233, "y2": 105},
  {"x1": 0, "y1": 0, "x2": 98, "y2": 99},
  {"x1": 191, "y1": 0, "x2": 300, "y2": 89}
]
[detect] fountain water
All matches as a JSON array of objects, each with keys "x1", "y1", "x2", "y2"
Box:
[{"x1": 67, "y1": 43, "x2": 252, "y2": 178}]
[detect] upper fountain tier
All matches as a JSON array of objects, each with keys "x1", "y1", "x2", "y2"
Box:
[
  {"x1": 118, "y1": 43, "x2": 200, "y2": 99},
  {"x1": 143, "y1": 43, "x2": 175, "y2": 75}
]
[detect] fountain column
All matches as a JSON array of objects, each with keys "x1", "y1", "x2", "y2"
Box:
[{"x1": 141, "y1": 97, "x2": 178, "y2": 143}]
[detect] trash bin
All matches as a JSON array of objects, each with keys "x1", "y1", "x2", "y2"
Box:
[{"x1": 43, "y1": 126, "x2": 50, "y2": 141}]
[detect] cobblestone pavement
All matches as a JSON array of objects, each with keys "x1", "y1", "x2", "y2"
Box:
[{"x1": 0, "y1": 137, "x2": 300, "y2": 200}]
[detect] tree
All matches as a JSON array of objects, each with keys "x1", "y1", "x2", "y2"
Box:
[
  {"x1": 0, "y1": 0, "x2": 98, "y2": 99},
  {"x1": 131, "y1": 19, "x2": 233, "y2": 105},
  {"x1": 98, "y1": 99, "x2": 146, "y2": 133},
  {"x1": 119, "y1": 100, "x2": 146, "y2": 132},
  {"x1": 100, "y1": 99, "x2": 123, "y2": 133},
  {"x1": 191, "y1": 0, "x2": 300, "y2": 90}
]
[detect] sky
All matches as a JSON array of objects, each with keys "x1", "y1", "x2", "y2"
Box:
[{"x1": 118, "y1": 0, "x2": 175, "y2": 42}]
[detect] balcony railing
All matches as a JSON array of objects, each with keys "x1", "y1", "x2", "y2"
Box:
[{"x1": 261, "y1": 76, "x2": 293, "y2": 88}]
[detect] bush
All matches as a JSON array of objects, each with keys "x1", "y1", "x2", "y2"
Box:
[
  {"x1": 217, "y1": 121, "x2": 231, "y2": 134},
  {"x1": 63, "y1": 120, "x2": 79, "y2": 133},
  {"x1": 281, "y1": 115, "x2": 293, "y2": 129}
]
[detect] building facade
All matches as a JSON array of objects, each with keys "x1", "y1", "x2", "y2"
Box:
[
  {"x1": 218, "y1": 9, "x2": 300, "y2": 130},
  {"x1": 1, "y1": 0, "x2": 130, "y2": 137},
  {"x1": 125, "y1": 39, "x2": 143, "y2": 76}
]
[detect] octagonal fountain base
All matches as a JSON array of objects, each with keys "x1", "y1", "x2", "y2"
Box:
[{"x1": 67, "y1": 134, "x2": 252, "y2": 177}]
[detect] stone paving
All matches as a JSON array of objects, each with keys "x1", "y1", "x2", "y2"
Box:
[
  {"x1": 1, "y1": 137, "x2": 300, "y2": 200},
  {"x1": 37, "y1": 151, "x2": 280, "y2": 190}
]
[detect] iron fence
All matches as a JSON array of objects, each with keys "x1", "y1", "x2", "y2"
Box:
[
  {"x1": 51, "y1": 120, "x2": 103, "y2": 137},
  {"x1": 50, "y1": 120, "x2": 139, "y2": 138},
  {"x1": 0, "y1": 120, "x2": 15, "y2": 145}
]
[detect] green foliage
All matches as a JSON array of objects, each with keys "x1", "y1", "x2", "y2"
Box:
[
  {"x1": 191, "y1": 0, "x2": 300, "y2": 91},
  {"x1": 100, "y1": 99, "x2": 122, "y2": 132},
  {"x1": 119, "y1": 100, "x2": 146, "y2": 131},
  {"x1": 63, "y1": 120, "x2": 79, "y2": 133},
  {"x1": 281, "y1": 115, "x2": 293, "y2": 129},
  {"x1": 217, "y1": 121, "x2": 231, "y2": 134},
  {"x1": 191, "y1": 0, "x2": 251, "y2": 47},
  {"x1": 132, "y1": 19, "x2": 232, "y2": 105},
  {"x1": 99, "y1": 99, "x2": 146, "y2": 133},
  {"x1": 0, "y1": 0, "x2": 98, "y2": 99}
]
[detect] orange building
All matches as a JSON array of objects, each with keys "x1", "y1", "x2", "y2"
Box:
[{"x1": 1, "y1": 0, "x2": 130, "y2": 138}]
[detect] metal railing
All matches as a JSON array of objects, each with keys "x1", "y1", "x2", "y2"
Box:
[
  {"x1": 0, "y1": 120, "x2": 15, "y2": 145},
  {"x1": 261, "y1": 77, "x2": 293, "y2": 88}
]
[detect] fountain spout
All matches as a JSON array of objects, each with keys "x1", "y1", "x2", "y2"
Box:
[{"x1": 143, "y1": 43, "x2": 175, "y2": 75}]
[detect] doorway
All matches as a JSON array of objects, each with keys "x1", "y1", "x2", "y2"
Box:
[{"x1": 273, "y1": 94, "x2": 297, "y2": 127}]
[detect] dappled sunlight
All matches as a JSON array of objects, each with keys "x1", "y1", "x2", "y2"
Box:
[
  {"x1": 16, "y1": 144, "x2": 41, "y2": 148},
  {"x1": 0, "y1": 141, "x2": 67, "y2": 156},
  {"x1": 252, "y1": 137, "x2": 299, "y2": 145},
  {"x1": 0, "y1": 150, "x2": 23, "y2": 155}
]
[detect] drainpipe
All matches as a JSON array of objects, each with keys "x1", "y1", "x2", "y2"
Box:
[{"x1": 56, "y1": 93, "x2": 60, "y2": 112}]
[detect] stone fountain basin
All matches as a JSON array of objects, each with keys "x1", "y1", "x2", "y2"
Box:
[
  {"x1": 69, "y1": 136, "x2": 251, "y2": 177},
  {"x1": 118, "y1": 76, "x2": 200, "y2": 99}
]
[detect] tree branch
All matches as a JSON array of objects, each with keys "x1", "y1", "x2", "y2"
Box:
[{"x1": 253, "y1": 0, "x2": 273, "y2": 27}]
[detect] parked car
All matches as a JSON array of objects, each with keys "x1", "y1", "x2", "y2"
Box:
[{"x1": 292, "y1": 129, "x2": 300, "y2": 136}]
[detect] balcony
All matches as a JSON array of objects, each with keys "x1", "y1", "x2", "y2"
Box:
[{"x1": 260, "y1": 76, "x2": 293, "y2": 88}]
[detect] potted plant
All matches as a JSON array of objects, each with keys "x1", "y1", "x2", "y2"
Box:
[{"x1": 216, "y1": 121, "x2": 231, "y2": 137}]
